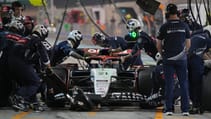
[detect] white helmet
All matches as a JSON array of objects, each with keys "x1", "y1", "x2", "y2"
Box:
[
  {"x1": 126, "y1": 18, "x2": 142, "y2": 32},
  {"x1": 67, "y1": 30, "x2": 83, "y2": 42},
  {"x1": 9, "y1": 20, "x2": 25, "y2": 34},
  {"x1": 32, "y1": 24, "x2": 48, "y2": 39}
]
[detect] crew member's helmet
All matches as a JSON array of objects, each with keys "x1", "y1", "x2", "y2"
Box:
[
  {"x1": 126, "y1": 18, "x2": 142, "y2": 32},
  {"x1": 32, "y1": 24, "x2": 48, "y2": 39},
  {"x1": 67, "y1": 30, "x2": 83, "y2": 48},
  {"x1": 9, "y1": 20, "x2": 25, "y2": 35},
  {"x1": 92, "y1": 32, "x2": 106, "y2": 46},
  {"x1": 67, "y1": 30, "x2": 83, "y2": 42}
]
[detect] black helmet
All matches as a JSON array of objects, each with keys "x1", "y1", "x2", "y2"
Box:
[{"x1": 92, "y1": 32, "x2": 106, "y2": 46}]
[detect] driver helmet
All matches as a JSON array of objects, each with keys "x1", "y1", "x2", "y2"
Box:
[
  {"x1": 126, "y1": 18, "x2": 142, "y2": 32},
  {"x1": 91, "y1": 32, "x2": 106, "y2": 46}
]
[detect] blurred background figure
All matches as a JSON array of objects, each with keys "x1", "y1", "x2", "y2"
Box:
[
  {"x1": 23, "y1": 16, "x2": 35, "y2": 36},
  {"x1": 11, "y1": 1, "x2": 25, "y2": 21},
  {"x1": 0, "y1": 5, "x2": 12, "y2": 30}
]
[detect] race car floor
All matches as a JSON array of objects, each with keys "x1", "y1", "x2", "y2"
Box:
[{"x1": 0, "y1": 105, "x2": 211, "y2": 119}]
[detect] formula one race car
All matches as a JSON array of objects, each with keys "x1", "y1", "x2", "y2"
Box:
[
  {"x1": 43, "y1": 49, "x2": 168, "y2": 110},
  {"x1": 43, "y1": 48, "x2": 211, "y2": 111}
]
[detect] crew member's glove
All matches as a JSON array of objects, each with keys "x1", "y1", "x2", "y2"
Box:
[
  {"x1": 120, "y1": 53, "x2": 132, "y2": 63},
  {"x1": 204, "y1": 60, "x2": 211, "y2": 68},
  {"x1": 0, "y1": 51, "x2": 3, "y2": 58},
  {"x1": 46, "y1": 67, "x2": 54, "y2": 75},
  {"x1": 155, "y1": 52, "x2": 162, "y2": 62},
  {"x1": 120, "y1": 56, "x2": 126, "y2": 63},
  {"x1": 83, "y1": 56, "x2": 91, "y2": 63}
]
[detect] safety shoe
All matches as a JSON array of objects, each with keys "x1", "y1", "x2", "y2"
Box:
[
  {"x1": 189, "y1": 107, "x2": 204, "y2": 114},
  {"x1": 182, "y1": 112, "x2": 189, "y2": 116},
  {"x1": 165, "y1": 112, "x2": 173, "y2": 116},
  {"x1": 30, "y1": 102, "x2": 45, "y2": 113},
  {"x1": 9, "y1": 95, "x2": 29, "y2": 112}
]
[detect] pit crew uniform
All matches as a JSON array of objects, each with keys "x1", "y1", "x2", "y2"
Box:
[
  {"x1": 8, "y1": 33, "x2": 50, "y2": 111},
  {"x1": 101, "y1": 36, "x2": 128, "y2": 50},
  {"x1": 124, "y1": 31, "x2": 157, "y2": 69},
  {"x1": 0, "y1": 30, "x2": 24, "y2": 106},
  {"x1": 51, "y1": 39, "x2": 83, "y2": 66},
  {"x1": 188, "y1": 32, "x2": 211, "y2": 113},
  {"x1": 157, "y1": 19, "x2": 191, "y2": 113}
]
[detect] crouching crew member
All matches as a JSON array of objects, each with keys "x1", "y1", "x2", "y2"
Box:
[
  {"x1": 0, "y1": 20, "x2": 26, "y2": 106},
  {"x1": 8, "y1": 24, "x2": 50, "y2": 112}
]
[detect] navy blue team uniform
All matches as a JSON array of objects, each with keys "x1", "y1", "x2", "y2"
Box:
[
  {"x1": 51, "y1": 40, "x2": 80, "y2": 66},
  {"x1": 50, "y1": 30, "x2": 83, "y2": 66},
  {"x1": 124, "y1": 31, "x2": 157, "y2": 69},
  {"x1": 157, "y1": 19, "x2": 191, "y2": 113},
  {"x1": 8, "y1": 34, "x2": 50, "y2": 103},
  {"x1": 91, "y1": 33, "x2": 127, "y2": 54},
  {"x1": 6, "y1": 24, "x2": 50, "y2": 112},
  {"x1": 0, "y1": 31, "x2": 26, "y2": 106},
  {"x1": 101, "y1": 36, "x2": 127, "y2": 50},
  {"x1": 188, "y1": 32, "x2": 211, "y2": 113}
]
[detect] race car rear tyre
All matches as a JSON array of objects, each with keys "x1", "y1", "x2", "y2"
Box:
[
  {"x1": 137, "y1": 66, "x2": 155, "y2": 96},
  {"x1": 202, "y1": 70, "x2": 211, "y2": 111}
]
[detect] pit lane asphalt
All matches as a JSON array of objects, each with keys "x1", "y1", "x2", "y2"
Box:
[{"x1": 1, "y1": 105, "x2": 211, "y2": 119}]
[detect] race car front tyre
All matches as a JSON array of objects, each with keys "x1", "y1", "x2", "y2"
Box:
[{"x1": 137, "y1": 66, "x2": 155, "y2": 96}]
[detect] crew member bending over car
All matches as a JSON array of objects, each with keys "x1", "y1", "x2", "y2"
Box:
[
  {"x1": 91, "y1": 32, "x2": 127, "y2": 54},
  {"x1": 8, "y1": 24, "x2": 51, "y2": 112},
  {"x1": 187, "y1": 25, "x2": 211, "y2": 114},
  {"x1": 121, "y1": 18, "x2": 158, "y2": 70},
  {"x1": 50, "y1": 30, "x2": 84, "y2": 66}
]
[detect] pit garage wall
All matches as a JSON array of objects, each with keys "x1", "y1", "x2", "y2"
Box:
[
  {"x1": 58, "y1": 1, "x2": 165, "y2": 38},
  {"x1": 27, "y1": 1, "x2": 171, "y2": 39}
]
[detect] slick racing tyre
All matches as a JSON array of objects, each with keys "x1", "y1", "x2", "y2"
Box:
[
  {"x1": 137, "y1": 66, "x2": 155, "y2": 96},
  {"x1": 202, "y1": 70, "x2": 211, "y2": 111}
]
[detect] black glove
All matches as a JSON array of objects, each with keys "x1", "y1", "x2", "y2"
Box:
[{"x1": 46, "y1": 67, "x2": 54, "y2": 75}]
